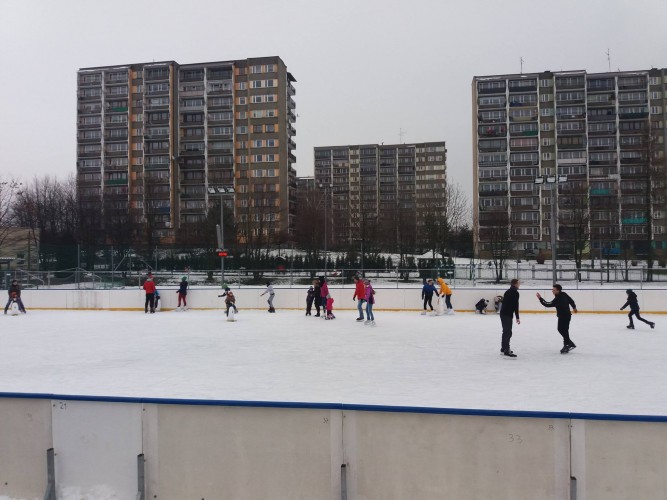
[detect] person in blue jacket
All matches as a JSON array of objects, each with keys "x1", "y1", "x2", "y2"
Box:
[{"x1": 421, "y1": 279, "x2": 440, "y2": 315}]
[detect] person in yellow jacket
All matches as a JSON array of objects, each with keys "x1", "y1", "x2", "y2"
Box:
[{"x1": 436, "y1": 277, "x2": 454, "y2": 315}]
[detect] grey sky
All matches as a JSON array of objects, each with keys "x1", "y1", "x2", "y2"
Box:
[{"x1": 1, "y1": 0, "x2": 665, "y2": 202}]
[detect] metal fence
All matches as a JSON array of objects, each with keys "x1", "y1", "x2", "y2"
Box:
[{"x1": 5, "y1": 262, "x2": 667, "y2": 290}]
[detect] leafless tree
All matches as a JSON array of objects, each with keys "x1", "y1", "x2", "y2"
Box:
[
  {"x1": 0, "y1": 177, "x2": 22, "y2": 246},
  {"x1": 477, "y1": 210, "x2": 511, "y2": 284},
  {"x1": 558, "y1": 181, "x2": 590, "y2": 273}
]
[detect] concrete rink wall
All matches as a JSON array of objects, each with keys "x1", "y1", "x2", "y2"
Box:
[
  {"x1": 1, "y1": 394, "x2": 667, "y2": 499},
  {"x1": 19, "y1": 286, "x2": 667, "y2": 313}
]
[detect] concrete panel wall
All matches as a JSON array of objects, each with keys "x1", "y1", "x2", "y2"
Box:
[
  {"x1": 571, "y1": 419, "x2": 667, "y2": 500},
  {"x1": 51, "y1": 399, "x2": 143, "y2": 498},
  {"x1": 148, "y1": 404, "x2": 342, "y2": 500},
  {"x1": 343, "y1": 410, "x2": 571, "y2": 500},
  {"x1": 20, "y1": 287, "x2": 667, "y2": 313},
  {"x1": 0, "y1": 398, "x2": 52, "y2": 498}
]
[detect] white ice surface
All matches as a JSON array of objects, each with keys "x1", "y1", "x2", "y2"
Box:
[{"x1": 0, "y1": 308, "x2": 665, "y2": 416}]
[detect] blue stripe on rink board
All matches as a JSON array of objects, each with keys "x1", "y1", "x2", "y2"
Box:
[{"x1": 1, "y1": 391, "x2": 666, "y2": 422}]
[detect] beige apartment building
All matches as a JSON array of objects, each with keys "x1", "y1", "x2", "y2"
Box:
[
  {"x1": 77, "y1": 56, "x2": 296, "y2": 246},
  {"x1": 312, "y1": 142, "x2": 447, "y2": 247},
  {"x1": 473, "y1": 68, "x2": 667, "y2": 260}
]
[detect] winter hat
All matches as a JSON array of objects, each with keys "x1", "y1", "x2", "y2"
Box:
[
  {"x1": 182, "y1": 276, "x2": 187, "y2": 281},
  {"x1": 626, "y1": 289, "x2": 633, "y2": 294}
]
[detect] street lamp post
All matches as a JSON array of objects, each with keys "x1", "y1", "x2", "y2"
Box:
[
  {"x1": 208, "y1": 186, "x2": 235, "y2": 287},
  {"x1": 319, "y1": 183, "x2": 332, "y2": 277},
  {"x1": 535, "y1": 175, "x2": 568, "y2": 285}
]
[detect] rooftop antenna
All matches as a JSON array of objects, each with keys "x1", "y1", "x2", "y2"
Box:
[
  {"x1": 520, "y1": 57, "x2": 524, "y2": 74},
  {"x1": 399, "y1": 128, "x2": 406, "y2": 144},
  {"x1": 606, "y1": 49, "x2": 611, "y2": 72}
]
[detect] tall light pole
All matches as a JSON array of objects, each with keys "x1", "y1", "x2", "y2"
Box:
[
  {"x1": 535, "y1": 175, "x2": 568, "y2": 285},
  {"x1": 319, "y1": 183, "x2": 332, "y2": 276},
  {"x1": 208, "y1": 186, "x2": 235, "y2": 287}
]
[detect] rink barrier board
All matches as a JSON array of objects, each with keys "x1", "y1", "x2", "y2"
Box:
[
  {"x1": 18, "y1": 286, "x2": 667, "y2": 314},
  {"x1": 1, "y1": 393, "x2": 667, "y2": 500}
]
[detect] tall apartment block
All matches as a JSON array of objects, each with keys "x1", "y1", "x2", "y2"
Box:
[
  {"x1": 313, "y1": 142, "x2": 447, "y2": 246},
  {"x1": 473, "y1": 69, "x2": 667, "y2": 259},
  {"x1": 77, "y1": 56, "x2": 297, "y2": 246}
]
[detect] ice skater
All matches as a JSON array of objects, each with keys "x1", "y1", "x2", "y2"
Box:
[
  {"x1": 421, "y1": 279, "x2": 439, "y2": 314},
  {"x1": 436, "y1": 276, "x2": 454, "y2": 314},
  {"x1": 306, "y1": 285, "x2": 316, "y2": 316},
  {"x1": 500, "y1": 278, "x2": 520, "y2": 357},
  {"x1": 353, "y1": 275, "x2": 366, "y2": 321},
  {"x1": 219, "y1": 287, "x2": 238, "y2": 317},
  {"x1": 364, "y1": 278, "x2": 375, "y2": 326},
  {"x1": 154, "y1": 289, "x2": 161, "y2": 312},
  {"x1": 142, "y1": 275, "x2": 156, "y2": 313},
  {"x1": 176, "y1": 276, "x2": 188, "y2": 310},
  {"x1": 313, "y1": 279, "x2": 322, "y2": 317},
  {"x1": 4, "y1": 279, "x2": 26, "y2": 314},
  {"x1": 325, "y1": 294, "x2": 336, "y2": 320},
  {"x1": 475, "y1": 298, "x2": 489, "y2": 314},
  {"x1": 261, "y1": 282, "x2": 275, "y2": 313},
  {"x1": 319, "y1": 276, "x2": 329, "y2": 319},
  {"x1": 621, "y1": 289, "x2": 655, "y2": 330},
  {"x1": 494, "y1": 295, "x2": 503, "y2": 314},
  {"x1": 536, "y1": 284, "x2": 578, "y2": 354}
]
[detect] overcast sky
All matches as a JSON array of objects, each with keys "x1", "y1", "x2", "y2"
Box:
[{"x1": 1, "y1": 0, "x2": 666, "y2": 201}]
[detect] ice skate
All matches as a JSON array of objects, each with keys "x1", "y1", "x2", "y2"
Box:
[
  {"x1": 421, "y1": 311, "x2": 427, "y2": 316},
  {"x1": 650, "y1": 322, "x2": 656, "y2": 329},
  {"x1": 502, "y1": 350, "x2": 517, "y2": 358},
  {"x1": 371, "y1": 321, "x2": 376, "y2": 326},
  {"x1": 364, "y1": 320, "x2": 371, "y2": 325},
  {"x1": 356, "y1": 317, "x2": 364, "y2": 321},
  {"x1": 627, "y1": 325, "x2": 635, "y2": 329},
  {"x1": 560, "y1": 346, "x2": 572, "y2": 354}
]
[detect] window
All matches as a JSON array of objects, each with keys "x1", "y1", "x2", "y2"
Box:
[
  {"x1": 540, "y1": 94, "x2": 553, "y2": 102},
  {"x1": 651, "y1": 106, "x2": 663, "y2": 115},
  {"x1": 541, "y1": 108, "x2": 554, "y2": 117},
  {"x1": 251, "y1": 80, "x2": 263, "y2": 88},
  {"x1": 540, "y1": 79, "x2": 553, "y2": 87},
  {"x1": 236, "y1": 126, "x2": 248, "y2": 134},
  {"x1": 237, "y1": 82, "x2": 247, "y2": 90},
  {"x1": 238, "y1": 97, "x2": 247, "y2": 105},
  {"x1": 265, "y1": 79, "x2": 275, "y2": 87}
]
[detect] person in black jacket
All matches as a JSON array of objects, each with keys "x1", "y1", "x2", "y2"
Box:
[
  {"x1": 4, "y1": 279, "x2": 26, "y2": 314},
  {"x1": 621, "y1": 289, "x2": 655, "y2": 330},
  {"x1": 536, "y1": 284, "x2": 578, "y2": 353},
  {"x1": 499, "y1": 279, "x2": 520, "y2": 357},
  {"x1": 306, "y1": 285, "x2": 316, "y2": 316}
]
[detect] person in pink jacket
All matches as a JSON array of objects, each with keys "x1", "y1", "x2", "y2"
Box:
[
  {"x1": 319, "y1": 276, "x2": 329, "y2": 319},
  {"x1": 363, "y1": 279, "x2": 375, "y2": 326},
  {"x1": 326, "y1": 294, "x2": 335, "y2": 320}
]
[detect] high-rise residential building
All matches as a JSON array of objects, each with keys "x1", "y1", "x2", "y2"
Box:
[
  {"x1": 77, "y1": 56, "x2": 296, "y2": 247},
  {"x1": 312, "y1": 142, "x2": 447, "y2": 248},
  {"x1": 473, "y1": 69, "x2": 667, "y2": 260}
]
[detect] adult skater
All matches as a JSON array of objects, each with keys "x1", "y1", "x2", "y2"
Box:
[
  {"x1": 364, "y1": 278, "x2": 375, "y2": 326},
  {"x1": 142, "y1": 275, "x2": 156, "y2": 313},
  {"x1": 306, "y1": 285, "x2": 316, "y2": 316},
  {"x1": 536, "y1": 284, "x2": 578, "y2": 354},
  {"x1": 176, "y1": 276, "x2": 188, "y2": 310},
  {"x1": 313, "y1": 279, "x2": 322, "y2": 317},
  {"x1": 4, "y1": 279, "x2": 26, "y2": 314},
  {"x1": 421, "y1": 279, "x2": 439, "y2": 315},
  {"x1": 219, "y1": 287, "x2": 238, "y2": 316},
  {"x1": 500, "y1": 278, "x2": 520, "y2": 357},
  {"x1": 436, "y1": 276, "x2": 454, "y2": 314},
  {"x1": 319, "y1": 276, "x2": 329, "y2": 319},
  {"x1": 353, "y1": 275, "x2": 366, "y2": 321},
  {"x1": 621, "y1": 289, "x2": 655, "y2": 330},
  {"x1": 475, "y1": 298, "x2": 489, "y2": 314},
  {"x1": 261, "y1": 282, "x2": 275, "y2": 313}
]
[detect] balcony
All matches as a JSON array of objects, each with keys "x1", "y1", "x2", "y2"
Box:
[
  {"x1": 618, "y1": 78, "x2": 647, "y2": 90},
  {"x1": 289, "y1": 125, "x2": 296, "y2": 136},
  {"x1": 144, "y1": 70, "x2": 170, "y2": 82},
  {"x1": 106, "y1": 105, "x2": 129, "y2": 113},
  {"x1": 555, "y1": 78, "x2": 585, "y2": 90},
  {"x1": 587, "y1": 80, "x2": 615, "y2": 92},
  {"x1": 288, "y1": 83, "x2": 296, "y2": 96},
  {"x1": 618, "y1": 107, "x2": 649, "y2": 119},
  {"x1": 288, "y1": 110, "x2": 296, "y2": 122},
  {"x1": 477, "y1": 83, "x2": 506, "y2": 95},
  {"x1": 587, "y1": 109, "x2": 616, "y2": 121},
  {"x1": 289, "y1": 152, "x2": 297, "y2": 163},
  {"x1": 105, "y1": 178, "x2": 128, "y2": 186}
]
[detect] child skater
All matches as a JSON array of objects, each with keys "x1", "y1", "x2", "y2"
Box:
[
  {"x1": 475, "y1": 298, "x2": 489, "y2": 314},
  {"x1": 621, "y1": 289, "x2": 655, "y2": 330},
  {"x1": 306, "y1": 285, "x2": 316, "y2": 316},
  {"x1": 325, "y1": 294, "x2": 336, "y2": 320},
  {"x1": 219, "y1": 287, "x2": 238, "y2": 317},
  {"x1": 421, "y1": 279, "x2": 439, "y2": 315}
]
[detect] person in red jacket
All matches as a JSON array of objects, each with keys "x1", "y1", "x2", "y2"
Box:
[
  {"x1": 353, "y1": 275, "x2": 365, "y2": 321},
  {"x1": 143, "y1": 276, "x2": 156, "y2": 313},
  {"x1": 326, "y1": 294, "x2": 335, "y2": 320}
]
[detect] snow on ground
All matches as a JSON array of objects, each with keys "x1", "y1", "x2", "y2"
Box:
[{"x1": 0, "y1": 308, "x2": 665, "y2": 416}]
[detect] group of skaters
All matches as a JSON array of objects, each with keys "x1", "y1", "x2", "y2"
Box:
[
  {"x1": 420, "y1": 277, "x2": 454, "y2": 315},
  {"x1": 142, "y1": 273, "x2": 189, "y2": 313},
  {"x1": 305, "y1": 275, "x2": 376, "y2": 323},
  {"x1": 498, "y1": 279, "x2": 656, "y2": 358}
]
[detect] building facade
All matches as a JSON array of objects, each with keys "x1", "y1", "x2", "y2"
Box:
[
  {"x1": 312, "y1": 142, "x2": 447, "y2": 248},
  {"x1": 473, "y1": 69, "x2": 667, "y2": 260},
  {"x1": 77, "y1": 56, "x2": 296, "y2": 246}
]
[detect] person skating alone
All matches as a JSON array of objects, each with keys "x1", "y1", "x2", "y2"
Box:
[
  {"x1": 536, "y1": 284, "x2": 578, "y2": 354},
  {"x1": 142, "y1": 275, "x2": 156, "y2": 313},
  {"x1": 176, "y1": 276, "x2": 188, "y2": 311},
  {"x1": 475, "y1": 298, "x2": 489, "y2": 314},
  {"x1": 306, "y1": 285, "x2": 316, "y2": 316},
  {"x1": 353, "y1": 275, "x2": 366, "y2": 321},
  {"x1": 219, "y1": 288, "x2": 238, "y2": 317},
  {"x1": 436, "y1": 276, "x2": 454, "y2": 315},
  {"x1": 364, "y1": 279, "x2": 375, "y2": 326},
  {"x1": 261, "y1": 282, "x2": 275, "y2": 313},
  {"x1": 621, "y1": 289, "x2": 655, "y2": 330},
  {"x1": 4, "y1": 279, "x2": 26, "y2": 314},
  {"x1": 500, "y1": 279, "x2": 520, "y2": 357},
  {"x1": 421, "y1": 279, "x2": 439, "y2": 315}
]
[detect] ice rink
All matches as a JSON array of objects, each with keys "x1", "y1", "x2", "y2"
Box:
[{"x1": 1, "y1": 307, "x2": 665, "y2": 416}]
